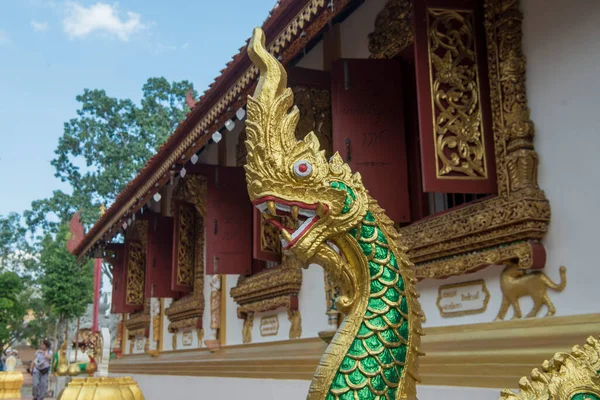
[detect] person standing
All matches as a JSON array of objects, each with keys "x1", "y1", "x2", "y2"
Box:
[{"x1": 30, "y1": 340, "x2": 52, "y2": 400}]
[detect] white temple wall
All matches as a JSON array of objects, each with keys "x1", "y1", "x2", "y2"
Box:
[
  {"x1": 115, "y1": 374, "x2": 499, "y2": 400},
  {"x1": 224, "y1": 266, "x2": 329, "y2": 346},
  {"x1": 521, "y1": 0, "x2": 600, "y2": 316}
]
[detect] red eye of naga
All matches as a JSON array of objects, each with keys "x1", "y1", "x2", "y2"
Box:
[{"x1": 293, "y1": 160, "x2": 312, "y2": 178}]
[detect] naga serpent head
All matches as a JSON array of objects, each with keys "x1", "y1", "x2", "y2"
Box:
[{"x1": 244, "y1": 28, "x2": 368, "y2": 263}]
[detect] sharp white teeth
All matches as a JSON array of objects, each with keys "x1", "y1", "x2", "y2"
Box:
[
  {"x1": 281, "y1": 238, "x2": 289, "y2": 248},
  {"x1": 291, "y1": 206, "x2": 299, "y2": 221},
  {"x1": 267, "y1": 201, "x2": 277, "y2": 215},
  {"x1": 256, "y1": 203, "x2": 267, "y2": 212}
]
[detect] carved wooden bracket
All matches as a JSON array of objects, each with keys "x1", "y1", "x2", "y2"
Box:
[
  {"x1": 125, "y1": 299, "x2": 151, "y2": 341},
  {"x1": 231, "y1": 261, "x2": 303, "y2": 343}
]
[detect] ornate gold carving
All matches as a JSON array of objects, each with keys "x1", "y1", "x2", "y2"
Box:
[
  {"x1": 428, "y1": 9, "x2": 488, "y2": 179},
  {"x1": 501, "y1": 335, "x2": 600, "y2": 400},
  {"x1": 171, "y1": 174, "x2": 207, "y2": 217},
  {"x1": 484, "y1": 0, "x2": 538, "y2": 197},
  {"x1": 166, "y1": 176, "x2": 206, "y2": 335},
  {"x1": 242, "y1": 313, "x2": 254, "y2": 345},
  {"x1": 496, "y1": 263, "x2": 567, "y2": 321},
  {"x1": 368, "y1": 0, "x2": 413, "y2": 59},
  {"x1": 125, "y1": 307, "x2": 150, "y2": 339},
  {"x1": 125, "y1": 241, "x2": 145, "y2": 306},
  {"x1": 360, "y1": 0, "x2": 550, "y2": 280},
  {"x1": 231, "y1": 263, "x2": 302, "y2": 306},
  {"x1": 400, "y1": 195, "x2": 549, "y2": 263},
  {"x1": 236, "y1": 295, "x2": 295, "y2": 319},
  {"x1": 124, "y1": 220, "x2": 147, "y2": 307},
  {"x1": 260, "y1": 213, "x2": 285, "y2": 254},
  {"x1": 415, "y1": 240, "x2": 542, "y2": 279},
  {"x1": 175, "y1": 202, "x2": 195, "y2": 286},
  {"x1": 288, "y1": 310, "x2": 302, "y2": 339},
  {"x1": 245, "y1": 28, "x2": 422, "y2": 400}
]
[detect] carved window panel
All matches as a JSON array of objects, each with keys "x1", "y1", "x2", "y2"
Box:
[
  {"x1": 171, "y1": 201, "x2": 196, "y2": 292},
  {"x1": 331, "y1": 59, "x2": 411, "y2": 223},
  {"x1": 253, "y1": 208, "x2": 282, "y2": 263},
  {"x1": 413, "y1": 0, "x2": 497, "y2": 194},
  {"x1": 145, "y1": 214, "x2": 179, "y2": 299},
  {"x1": 106, "y1": 243, "x2": 126, "y2": 314},
  {"x1": 124, "y1": 240, "x2": 145, "y2": 311},
  {"x1": 206, "y1": 166, "x2": 252, "y2": 275}
]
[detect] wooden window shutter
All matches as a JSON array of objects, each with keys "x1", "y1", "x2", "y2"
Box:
[
  {"x1": 123, "y1": 239, "x2": 145, "y2": 312},
  {"x1": 171, "y1": 201, "x2": 196, "y2": 292},
  {"x1": 331, "y1": 59, "x2": 411, "y2": 223},
  {"x1": 107, "y1": 244, "x2": 126, "y2": 314},
  {"x1": 145, "y1": 214, "x2": 179, "y2": 298},
  {"x1": 206, "y1": 166, "x2": 252, "y2": 275},
  {"x1": 413, "y1": 0, "x2": 497, "y2": 193}
]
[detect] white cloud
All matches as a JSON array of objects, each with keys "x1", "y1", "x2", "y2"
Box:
[
  {"x1": 31, "y1": 20, "x2": 49, "y2": 32},
  {"x1": 62, "y1": 2, "x2": 145, "y2": 41}
]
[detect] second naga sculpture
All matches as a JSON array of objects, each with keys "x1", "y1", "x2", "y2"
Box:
[{"x1": 244, "y1": 28, "x2": 423, "y2": 400}]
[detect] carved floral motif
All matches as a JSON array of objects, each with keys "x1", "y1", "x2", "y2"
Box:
[
  {"x1": 368, "y1": 0, "x2": 413, "y2": 59},
  {"x1": 428, "y1": 9, "x2": 488, "y2": 179}
]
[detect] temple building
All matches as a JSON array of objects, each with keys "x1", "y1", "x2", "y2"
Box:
[{"x1": 71, "y1": 0, "x2": 600, "y2": 398}]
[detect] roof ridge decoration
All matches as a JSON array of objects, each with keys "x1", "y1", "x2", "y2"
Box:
[{"x1": 74, "y1": 0, "x2": 344, "y2": 258}]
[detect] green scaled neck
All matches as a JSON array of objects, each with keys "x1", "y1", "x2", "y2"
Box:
[{"x1": 326, "y1": 210, "x2": 412, "y2": 400}]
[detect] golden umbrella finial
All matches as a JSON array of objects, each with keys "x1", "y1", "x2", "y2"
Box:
[{"x1": 99, "y1": 204, "x2": 106, "y2": 216}]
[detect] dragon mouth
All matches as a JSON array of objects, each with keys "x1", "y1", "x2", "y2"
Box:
[{"x1": 253, "y1": 196, "x2": 328, "y2": 250}]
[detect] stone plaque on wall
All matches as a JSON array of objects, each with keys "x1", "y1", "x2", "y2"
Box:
[
  {"x1": 436, "y1": 280, "x2": 490, "y2": 317},
  {"x1": 182, "y1": 329, "x2": 193, "y2": 346},
  {"x1": 260, "y1": 315, "x2": 279, "y2": 337},
  {"x1": 135, "y1": 336, "x2": 144, "y2": 351}
]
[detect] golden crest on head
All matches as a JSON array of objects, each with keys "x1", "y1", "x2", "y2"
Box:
[{"x1": 245, "y1": 28, "x2": 369, "y2": 262}]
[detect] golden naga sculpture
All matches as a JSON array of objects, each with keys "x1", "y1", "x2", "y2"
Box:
[
  {"x1": 244, "y1": 27, "x2": 599, "y2": 400},
  {"x1": 245, "y1": 27, "x2": 423, "y2": 400},
  {"x1": 501, "y1": 335, "x2": 600, "y2": 400}
]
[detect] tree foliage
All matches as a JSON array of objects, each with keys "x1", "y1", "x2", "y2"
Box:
[
  {"x1": 39, "y1": 225, "x2": 94, "y2": 322},
  {"x1": 24, "y1": 77, "x2": 196, "y2": 232},
  {"x1": 0, "y1": 271, "x2": 25, "y2": 350},
  {"x1": 0, "y1": 213, "x2": 37, "y2": 275}
]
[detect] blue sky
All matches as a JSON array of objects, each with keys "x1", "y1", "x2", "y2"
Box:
[{"x1": 0, "y1": 0, "x2": 277, "y2": 216}]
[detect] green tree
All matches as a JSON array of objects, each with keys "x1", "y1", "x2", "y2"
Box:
[
  {"x1": 39, "y1": 225, "x2": 94, "y2": 324},
  {"x1": 24, "y1": 77, "x2": 196, "y2": 233},
  {"x1": 0, "y1": 213, "x2": 37, "y2": 275},
  {"x1": 0, "y1": 271, "x2": 26, "y2": 350}
]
